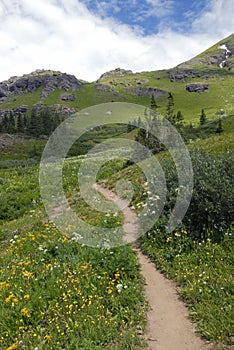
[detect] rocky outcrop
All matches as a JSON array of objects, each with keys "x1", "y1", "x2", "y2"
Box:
[
  {"x1": 60, "y1": 93, "x2": 76, "y2": 101},
  {"x1": 217, "y1": 42, "x2": 234, "y2": 69},
  {"x1": 186, "y1": 82, "x2": 209, "y2": 93},
  {"x1": 94, "y1": 84, "x2": 115, "y2": 93},
  {"x1": 94, "y1": 83, "x2": 125, "y2": 99},
  {"x1": 0, "y1": 104, "x2": 76, "y2": 117},
  {"x1": 126, "y1": 87, "x2": 166, "y2": 98},
  {"x1": 98, "y1": 68, "x2": 133, "y2": 81},
  {"x1": 0, "y1": 69, "x2": 83, "y2": 101},
  {"x1": 168, "y1": 69, "x2": 206, "y2": 82},
  {"x1": 32, "y1": 103, "x2": 76, "y2": 115}
]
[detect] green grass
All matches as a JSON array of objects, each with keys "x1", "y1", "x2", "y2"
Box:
[
  {"x1": 98, "y1": 129, "x2": 234, "y2": 349},
  {"x1": 140, "y1": 232, "x2": 234, "y2": 345},
  {"x1": 0, "y1": 158, "x2": 147, "y2": 350},
  {"x1": 0, "y1": 102, "x2": 233, "y2": 349},
  {"x1": 0, "y1": 221, "x2": 146, "y2": 349},
  {"x1": 0, "y1": 135, "x2": 46, "y2": 161}
]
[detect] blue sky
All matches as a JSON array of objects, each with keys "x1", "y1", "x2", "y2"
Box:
[
  {"x1": 80, "y1": 0, "x2": 206, "y2": 35},
  {"x1": 0, "y1": 0, "x2": 233, "y2": 81}
]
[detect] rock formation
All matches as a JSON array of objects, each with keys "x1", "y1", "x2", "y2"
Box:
[{"x1": 0, "y1": 69, "x2": 83, "y2": 101}]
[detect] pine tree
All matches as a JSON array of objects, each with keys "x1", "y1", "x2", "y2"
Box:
[
  {"x1": 176, "y1": 110, "x2": 184, "y2": 122},
  {"x1": 166, "y1": 92, "x2": 174, "y2": 122},
  {"x1": 17, "y1": 113, "x2": 24, "y2": 133},
  {"x1": 200, "y1": 109, "x2": 207, "y2": 125},
  {"x1": 6, "y1": 112, "x2": 15, "y2": 133},
  {"x1": 216, "y1": 119, "x2": 223, "y2": 134},
  {"x1": 150, "y1": 94, "x2": 158, "y2": 110},
  {"x1": 23, "y1": 114, "x2": 28, "y2": 130},
  {"x1": 135, "y1": 109, "x2": 164, "y2": 154},
  {"x1": 40, "y1": 107, "x2": 52, "y2": 135},
  {"x1": 28, "y1": 108, "x2": 42, "y2": 136},
  {"x1": 1, "y1": 114, "x2": 9, "y2": 132}
]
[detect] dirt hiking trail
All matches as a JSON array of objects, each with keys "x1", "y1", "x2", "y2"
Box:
[{"x1": 95, "y1": 184, "x2": 210, "y2": 350}]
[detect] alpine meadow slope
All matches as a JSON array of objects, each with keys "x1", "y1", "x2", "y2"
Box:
[
  {"x1": 0, "y1": 33, "x2": 233, "y2": 124},
  {"x1": 0, "y1": 34, "x2": 234, "y2": 350}
]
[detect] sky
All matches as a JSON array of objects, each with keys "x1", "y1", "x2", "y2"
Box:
[{"x1": 0, "y1": 0, "x2": 233, "y2": 82}]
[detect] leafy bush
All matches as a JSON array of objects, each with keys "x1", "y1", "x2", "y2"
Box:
[
  {"x1": 183, "y1": 150, "x2": 233, "y2": 241},
  {"x1": 143, "y1": 150, "x2": 233, "y2": 242}
]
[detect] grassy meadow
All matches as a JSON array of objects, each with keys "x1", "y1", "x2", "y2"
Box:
[
  {"x1": 0, "y1": 157, "x2": 148, "y2": 350},
  {"x1": 0, "y1": 45, "x2": 234, "y2": 348}
]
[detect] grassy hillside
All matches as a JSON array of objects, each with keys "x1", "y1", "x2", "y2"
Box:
[
  {"x1": 0, "y1": 34, "x2": 233, "y2": 125},
  {"x1": 0, "y1": 34, "x2": 234, "y2": 350}
]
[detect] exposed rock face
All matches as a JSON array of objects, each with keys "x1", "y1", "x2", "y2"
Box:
[
  {"x1": 0, "y1": 104, "x2": 76, "y2": 117},
  {"x1": 94, "y1": 83, "x2": 125, "y2": 99},
  {"x1": 98, "y1": 68, "x2": 133, "y2": 81},
  {"x1": 94, "y1": 84, "x2": 115, "y2": 93},
  {"x1": 32, "y1": 103, "x2": 76, "y2": 115},
  {"x1": 168, "y1": 69, "x2": 206, "y2": 82},
  {"x1": 177, "y1": 36, "x2": 234, "y2": 71},
  {"x1": 217, "y1": 42, "x2": 234, "y2": 69},
  {"x1": 186, "y1": 82, "x2": 209, "y2": 93},
  {"x1": 127, "y1": 86, "x2": 166, "y2": 98},
  {"x1": 0, "y1": 106, "x2": 29, "y2": 117},
  {"x1": 0, "y1": 69, "x2": 83, "y2": 101},
  {"x1": 60, "y1": 93, "x2": 76, "y2": 101}
]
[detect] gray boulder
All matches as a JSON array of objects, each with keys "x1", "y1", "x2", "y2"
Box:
[
  {"x1": 98, "y1": 67, "x2": 133, "y2": 81},
  {"x1": 127, "y1": 86, "x2": 166, "y2": 98},
  {"x1": 186, "y1": 82, "x2": 209, "y2": 93},
  {"x1": 60, "y1": 93, "x2": 76, "y2": 101}
]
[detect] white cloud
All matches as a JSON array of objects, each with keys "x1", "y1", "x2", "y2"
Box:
[
  {"x1": 192, "y1": 0, "x2": 234, "y2": 38},
  {"x1": 144, "y1": 0, "x2": 174, "y2": 17},
  {"x1": 0, "y1": 0, "x2": 233, "y2": 82}
]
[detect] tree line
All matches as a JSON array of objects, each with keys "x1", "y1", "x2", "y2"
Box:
[
  {"x1": 0, "y1": 107, "x2": 65, "y2": 137},
  {"x1": 131, "y1": 92, "x2": 224, "y2": 155}
]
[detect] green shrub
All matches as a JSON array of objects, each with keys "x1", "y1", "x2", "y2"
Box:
[
  {"x1": 184, "y1": 150, "x2": 233, "y2": 241},
  {"x1": 150, "y1": 150, "x2": 234, "y2": 242}
]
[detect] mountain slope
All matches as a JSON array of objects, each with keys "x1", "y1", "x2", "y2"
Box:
[
  {"x1": 0, "y1": 34, "x2": 233, "y2": 123},
  {"x1": 177, "y1": 33, "x2": 234, "y2": 71}
]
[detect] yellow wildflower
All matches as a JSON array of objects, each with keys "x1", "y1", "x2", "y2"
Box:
[
  {"x1": 21, "y1": 308, "x2": 30, "y2": 317},
  {"x1": 22, "y1": 271, "x2": 33, "y2": 278},
  {"x1": 44, "y1": 335, "x2": 52, "y2": 342},
  {"x1": 6, "y1": 342, "x2": 18, "y2": 350},
  {"x1": 5, "y1": 293, "x2": 14, "y2": 303}
]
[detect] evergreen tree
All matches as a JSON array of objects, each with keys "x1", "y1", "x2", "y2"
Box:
[
  {"x1": 137, "y1": 116, "x2": 142, "y2": 128},
  {"x1": 135, "y1": 109, "x2": 164, "y2": 154},
  {"x1": 216, "y1": 119, "x2": 224, "y2": 134},
  {"x1": 8, "y1": 111, "x2": 16, "y2": 133},
  {"x1": 150, "y1": 94, "x2": 158, "y2": 110},
  {"x1": 28, "y1": 108, "x2": 42, "y2": 136},
  {"x1": 200, "y1": 109, "x2": 207, "y2": 125},
  {"x1": 175, "y1": 110, "x2": 184, "y2": 129},
  {"x1": 1, "y1": 114, "x2": 9, "y2": 133},
  {"x1": 176, "y1": 110, "x2": 184, "y2": 123},
  {"x1": 41, "y1": 107, "x2": 52, "y2": 135},
  {"x1": 166, "y1": 92, "x2": 174, "y2": 122},
  {"x1": 17, "y1": 113, "x2": 24, "y2": 133},
  {"x1": 23, "y1": 114, "x2": 29, "y2": 130}
]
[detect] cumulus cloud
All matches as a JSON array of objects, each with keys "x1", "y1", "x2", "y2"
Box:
[
  {"x1": 0, "y1": 0, "x2": 233, "y2": 82},
  {"x1": 192, "y1": 0, "x2": 234, "y2": 38}
]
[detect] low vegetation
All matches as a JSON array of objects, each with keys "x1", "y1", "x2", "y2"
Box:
[
  {"x1": 0, "y1": 162, "x2": 147, "y2": 350},
  {"x1": 1, "y1": 36, "x2": 234, "y2": 347}
]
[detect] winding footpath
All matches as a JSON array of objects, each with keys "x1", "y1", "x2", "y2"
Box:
[{"x1": 95, "y1": 184, "x2": 210, "y2": 350}]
